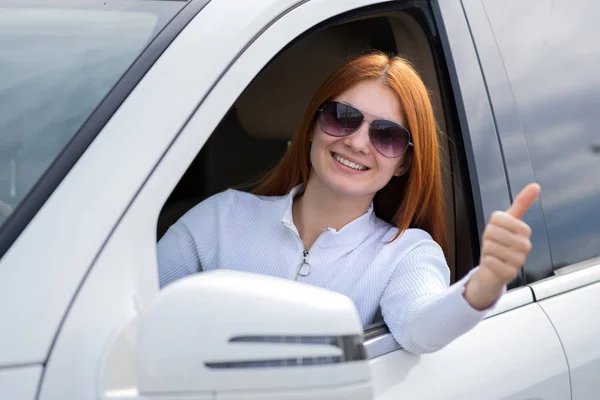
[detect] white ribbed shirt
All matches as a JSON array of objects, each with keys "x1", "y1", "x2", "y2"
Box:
[{"x1": 157, "y1": 186, "x2": 496, "y2": 354}]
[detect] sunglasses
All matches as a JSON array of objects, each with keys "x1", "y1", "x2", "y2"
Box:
[{"x1": 317, "y1": 101, "x2": 413, "y2": 158}]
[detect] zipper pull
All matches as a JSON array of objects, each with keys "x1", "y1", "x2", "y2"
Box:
[{"x1": 295, "y1": 250, "x2": 311, "y2": 281}]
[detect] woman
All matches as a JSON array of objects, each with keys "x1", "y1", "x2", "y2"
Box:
[{"x1": 157, "y1": 52, "x2": 540, "y2": 354}]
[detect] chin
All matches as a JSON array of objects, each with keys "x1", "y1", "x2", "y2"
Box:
[{"x1": 323, "y1": 176, "x2": 377, "y2": 199}]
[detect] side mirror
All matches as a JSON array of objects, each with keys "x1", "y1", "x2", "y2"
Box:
[{"x1": 135, "y1": 270, "x2": 372, "y2": 399}]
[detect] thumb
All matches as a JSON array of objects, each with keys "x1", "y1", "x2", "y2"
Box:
[{"x1": 506, "y1": 183, "x2": 541, "y2": 219}]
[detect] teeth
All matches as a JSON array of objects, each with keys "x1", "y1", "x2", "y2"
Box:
[{"x1": 334, "y1": 153, "x2": 367, "y2": 171}]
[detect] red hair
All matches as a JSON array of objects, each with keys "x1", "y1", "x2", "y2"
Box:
[{"x1": 253, "y1": 52, "x2": 448, "y2": 256}]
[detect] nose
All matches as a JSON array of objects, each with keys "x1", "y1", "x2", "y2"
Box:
[{"x1": 343, "y1": 122, "x2": 371, "y2": 154}]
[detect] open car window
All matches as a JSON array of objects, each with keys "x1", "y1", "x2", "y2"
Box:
[{"x1": 156, "y1": 6, "x2": 481, "y2": 339}]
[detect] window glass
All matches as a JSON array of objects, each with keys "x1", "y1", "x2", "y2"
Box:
[
  {"x1": 0, "y1": 1, "x2": 183, "y2": 227},
  {"x1": 483, "y1": 0, "x2": 600, "y2": 269}
]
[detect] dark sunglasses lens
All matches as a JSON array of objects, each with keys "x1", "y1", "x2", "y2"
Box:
[
  {"x1": 320, "y1": 102, "x2": 363, "y2": 136},
  {"x1": 370, "y1": 120, "x2": 410, "y2": 158}
]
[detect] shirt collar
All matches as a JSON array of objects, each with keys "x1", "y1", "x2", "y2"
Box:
[{"x1": 280, "y1": 185, "x2": 377, "y2": 248}]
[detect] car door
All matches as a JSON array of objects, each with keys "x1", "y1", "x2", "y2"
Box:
[
  {"x1": 367, "y1": 1, "x2": 571, "y2": 399},
  {"x1": 474, "y1": 0, "x2": 600, "y2": 399}
]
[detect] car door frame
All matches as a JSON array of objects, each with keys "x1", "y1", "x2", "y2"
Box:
[
  {"x1": 35, "y1": 0, "x2": 424, "y2": 398},
  {"x1": 460, "y1": 0, "x2": 554, "y2": 284}
]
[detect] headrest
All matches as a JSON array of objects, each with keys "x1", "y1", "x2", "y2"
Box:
[{"x1": 235, "y1": 25, "x2": 374, "y2": 141}]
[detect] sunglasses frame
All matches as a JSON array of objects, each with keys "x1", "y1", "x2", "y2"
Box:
[{"x1": 317, "y1": 101, "x2": 413, "y2": 158}]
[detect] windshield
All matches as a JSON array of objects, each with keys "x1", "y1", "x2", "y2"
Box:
[{"x1": 0, "y1": 0, "x2": 185, "y2": 227}]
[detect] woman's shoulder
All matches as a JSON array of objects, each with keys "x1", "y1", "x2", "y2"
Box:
[
  {"x1": 230, "y1": 188, "x2": 289, "y2": 204},
  {"x1": 371, "y1": 214, "x2": 434, "y2": 241},
  {"x1": 182, "y1": 188, "x2": 286, "y2": 221},
  {"x1": 371, "y1": 216, "x2": 443, "y2": 256}
]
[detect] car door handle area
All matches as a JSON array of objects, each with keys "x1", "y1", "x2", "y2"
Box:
[{"x1": 369, "y1": 302, "x2": 570, "y2": 399}]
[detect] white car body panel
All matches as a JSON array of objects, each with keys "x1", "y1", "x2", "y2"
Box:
[
  {"x1": 0, "y1": 366, "x2": 42, "y2": 400},
  {"x1": 369, "y1": 302, "x2": 570, "y2": 399},
  {"x1": 533, "y1": 261, "x2": 600, "y2": 400}
]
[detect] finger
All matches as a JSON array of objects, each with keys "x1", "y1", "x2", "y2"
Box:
[
  {"x1": 489, "y1": 211, "x2": 532, "y2": 237},
  {"x1": 506, "y1": 183, "x2": 541, "y2": 219},
  {"x1": 481, "y1": 254, "x2": 520, "y2": 283},
  {"x1": 483, "y1": 224, "x2": 532, "y2": 252},
  {"x1": 482, "y1": 240, "x2": 527, "y2": 267}
]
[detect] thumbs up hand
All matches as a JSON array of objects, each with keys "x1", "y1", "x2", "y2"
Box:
[{"x1": 463, "y1": 183, "x2": 541, "y2": 310}]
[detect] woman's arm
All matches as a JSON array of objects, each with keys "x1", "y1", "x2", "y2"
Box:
[
  {"x1": 156, "y1": 189, "x2": 236, "y2": 289},
  {"x1": 157, "y1": 221, "x2": 202, "y2": 289},
  {"x1": 380, "y1": 241, "x2": 495, "y2": 355},
  {"x1": 381, "y1": 184, "x2": 539, "y2": 354}
]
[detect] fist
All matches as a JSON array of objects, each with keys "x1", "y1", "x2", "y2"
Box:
[{"x1": 465, "y1": 183, "x2": 541, "y2": 310}]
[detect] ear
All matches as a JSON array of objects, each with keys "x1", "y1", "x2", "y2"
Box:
[
  {"x1": 393, "y1": 164, "x2": 407, "y2": 177},
  {"x1": 393, "y1": 151, "x2": 412, "y2": 177}
]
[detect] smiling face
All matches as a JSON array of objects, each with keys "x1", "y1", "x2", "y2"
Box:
[{"x1": 308, "y1": 79, "x2": 410, "y2": 200}]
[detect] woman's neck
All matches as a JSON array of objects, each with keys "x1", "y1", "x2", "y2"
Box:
[{"x1": 292, "y1": 177, "x2": 373, "y2": 250}]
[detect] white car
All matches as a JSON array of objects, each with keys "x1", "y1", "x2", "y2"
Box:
[{"x1": 1, "y1": 0, "x2": 599, "y2": 399}]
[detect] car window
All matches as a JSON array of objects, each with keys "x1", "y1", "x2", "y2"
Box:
[
  {"x1": 0, "y1": 1, "x2": 184, "y2": 228},
  {"x1": 482, "y1": 0, "x2": 600, "y2": 270}
]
